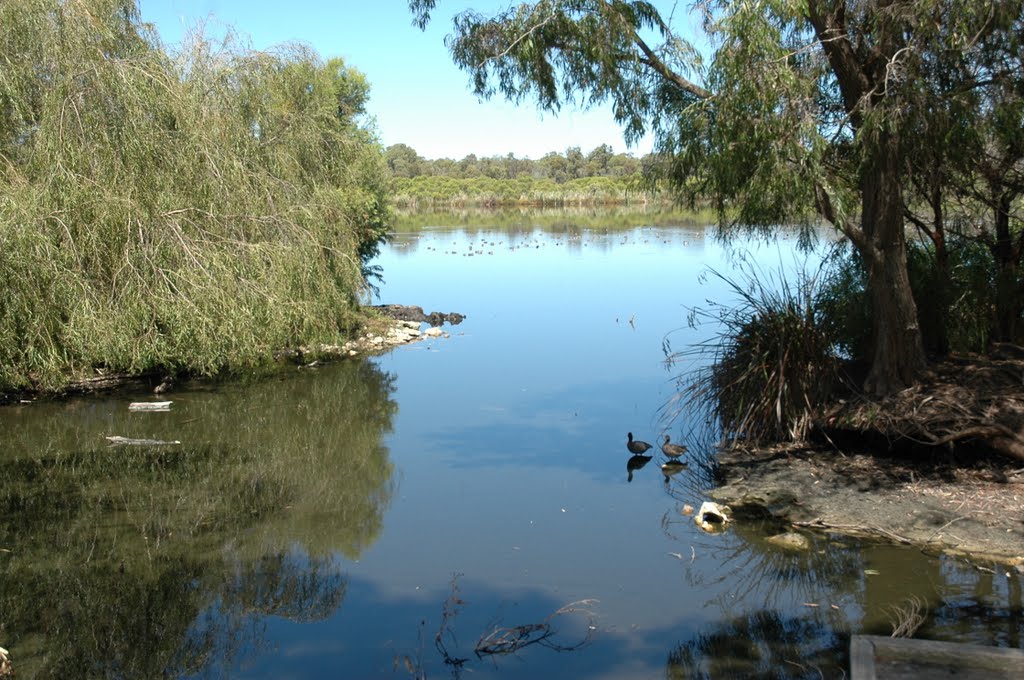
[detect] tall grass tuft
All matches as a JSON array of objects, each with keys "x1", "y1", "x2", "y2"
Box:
[
  {"x1": 0, "y1": 1, "x2": 390, "y2": 391},
  {"x1": 677, "y1": 256, "x2": 842, "y2": 445}
]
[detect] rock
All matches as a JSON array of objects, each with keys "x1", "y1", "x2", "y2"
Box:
[
  {"x1": 766, "y1": 532, "x2": 810, "y2": 551},
  {"x1": 424, "y1": 327, "x2": 444, "y2": 337},
  {"x1": 695, "y1": 501, "x2": 731, "y2": 532},
  {"x1": 373, "y1": 304, "x2": 466, "y2": 326}
]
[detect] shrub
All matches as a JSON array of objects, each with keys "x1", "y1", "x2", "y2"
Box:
[
  {"x1": 0, "y1": 1, "x2": 390, "y2": 390},
  {"x1": 679, "y1": 256, "x2": 842, "y2": 445}
]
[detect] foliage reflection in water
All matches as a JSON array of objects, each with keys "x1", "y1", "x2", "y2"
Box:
[
  {"x1": 0, "y1": 217, "x2": 1021, "y2": 679},
  {"x1": 0, "y1": 361, "x2": 396, "y2": 678}
]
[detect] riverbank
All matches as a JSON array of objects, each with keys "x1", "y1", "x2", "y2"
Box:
[
  {"x1": 709, "y1": 355, "x2": 1024, "y2": 565},
  {"x1": 0, "y1": 307, "x2": 459, "y2": 405},
  {"x1": 711, "y1": 443, "x2": 1024, "y2": 564}
]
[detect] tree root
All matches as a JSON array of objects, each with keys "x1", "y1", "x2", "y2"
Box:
[{"x1": 821, "y1": 356, "x2": 1024, "y2": 462}]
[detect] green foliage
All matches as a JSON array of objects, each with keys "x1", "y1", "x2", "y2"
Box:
[
  {"x1": 412, "y1": 0, "x2": 1024, "y2": 392},
  {"x1": 818, "y1": 239, "x2": 998, "y2": 360},
  {"x1": 384, "y1": 142, "x2": 661, "y2": 207},
  {"x1": 681, "y1": 259, "x2": 841, "y2": 445},
  {"x1": 0, "y1": 0, "x2": 391, "y2": 390},
  {"x1": 391, "y1": 172, "x2": 656, "y2": 207}
]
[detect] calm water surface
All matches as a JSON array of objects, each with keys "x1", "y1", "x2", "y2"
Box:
[{"x1": 1, "y1": 217, "x2": 1020, "y2": 679}]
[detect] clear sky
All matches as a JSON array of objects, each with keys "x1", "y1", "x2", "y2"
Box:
[{"x1": 138, "y1": 1, "x2": 696, "y2": 160}]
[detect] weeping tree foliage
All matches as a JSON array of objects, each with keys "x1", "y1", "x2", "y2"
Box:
[
  {"x1": 409, "y1": 0, "x2": 1023, "y2": 396},
  {"x1": 0, "y1": 0, "x2": 390, "y2": 391}
]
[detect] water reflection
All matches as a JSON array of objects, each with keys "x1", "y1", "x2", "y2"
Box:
[
  {"x1": 3, "y1": 221, "x2": 1023, "y2": 678},
  {"x1": 0, "y1": 360, "x2": 397, "y2": 677},
  {"x1": 626, "y1": 454, "x2": 653, "y2": 482},
  {"x1": 666, "y1": 609, "x2": 848, "y2": 679}
]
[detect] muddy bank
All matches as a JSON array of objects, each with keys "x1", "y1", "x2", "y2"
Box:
[
  {"x1": 707, "y1": 354, "x2": 1024, "y2": 565},
  {"x1": 710, "y1": 443, "x2": 1024, "y2": 565}
]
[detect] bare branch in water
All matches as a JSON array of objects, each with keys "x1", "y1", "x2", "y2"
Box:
[{"x1": 475, "y1": 599, "x2": 600, "y2": 657}]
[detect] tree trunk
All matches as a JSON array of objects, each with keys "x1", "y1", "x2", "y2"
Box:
[
  {"x1": 861, "y1": 137, "x2": 928, "y2": 396},
  {"x1": 991, "y1": 192, "x2": 1021, "y2": 343}
]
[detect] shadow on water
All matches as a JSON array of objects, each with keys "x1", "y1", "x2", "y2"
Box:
[{"x1": 0, "y1": 360, "x2": 398, "y2": 678}]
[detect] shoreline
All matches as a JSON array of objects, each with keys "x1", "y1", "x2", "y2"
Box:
[
  {"x1": 0, "y1": 309, "x2": 454, "y2": 405},
  {"x1": 710, "y1": 442, "x2": 1024, "y2": 566}
]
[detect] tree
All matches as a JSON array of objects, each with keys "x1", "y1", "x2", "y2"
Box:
[
  {"x1": 409, "y1": 0, "x2": 1021, "y2": 395},
  {"x1": 385, "y1": 143, "x2": 425, "y2": 178},
  {"x1": 585, "y1": 143, "x2": 614, "y2": 176}
]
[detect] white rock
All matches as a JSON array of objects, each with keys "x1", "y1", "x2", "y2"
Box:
[
  {"x1": 695, "y1": 501, "x2": 731, "y2": 532},
  {"x1": 424, "y1": 327, "x2": 444, "y2": 337}
]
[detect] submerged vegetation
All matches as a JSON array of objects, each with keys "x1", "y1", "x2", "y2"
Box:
[{"x1": 0, "y1": 0, "x2": 390, "y2": 392}]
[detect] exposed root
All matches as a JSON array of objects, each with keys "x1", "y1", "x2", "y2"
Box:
[{"x1": 822, "y1": 355, "x2": 1024, "y2": 462}]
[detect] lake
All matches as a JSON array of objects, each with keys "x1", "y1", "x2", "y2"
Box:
[{"x1": 1, "y1": 211, "x2": 1020, "y2": 679}]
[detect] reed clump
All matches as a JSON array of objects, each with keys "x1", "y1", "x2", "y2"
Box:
[
  {"x1": 678, "y1": 257, "x2": 842, "y2": 445},
  {"x1": 0, "y1": 0, "x2": 390, "y2": 391}
]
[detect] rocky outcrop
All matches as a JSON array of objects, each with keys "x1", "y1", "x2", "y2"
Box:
[{"x1": 372, "y1": 304, "x2": 465, "y2": 327}]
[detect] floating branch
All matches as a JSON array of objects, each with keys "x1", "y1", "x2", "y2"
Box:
[{"x1": 474, "y1": 599, "x2": 599, "y2": 657}]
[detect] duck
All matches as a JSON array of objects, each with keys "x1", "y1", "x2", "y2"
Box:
[
  {"x1": 626, "y1": 432, "x2": 652, "y2": 455},
  {"x1": 661, "y1": 435, "x2": 688, "y2": 459},
  {"x1": 626, "y1": 454, "x2": 653, "y2": 482}
]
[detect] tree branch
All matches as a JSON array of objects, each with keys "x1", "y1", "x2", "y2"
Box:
[{"x1": 630, "y1": 31, "x2": 710, "y2": 100}]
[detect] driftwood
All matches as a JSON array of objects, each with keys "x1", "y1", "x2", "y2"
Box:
[
  {"x1": 106, "y1": 436, "x2": 181, "y2": 446},
  {"x1": 822, "y1": 355, "x2": 1024, "y2": 462},
  {"x1": 474, "y1": 599, "x2": 599, "y2": 657},
  {"x1": 128, "y1": 401, "x2": 172, "y2": 412}
]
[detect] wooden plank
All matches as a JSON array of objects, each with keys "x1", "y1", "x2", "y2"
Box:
[
  {"x1": 106, "y1": 436, "x2": 181, "y2": 446},
  {"x1": 850, "y1": 636, "x2": 877, "y2": 680},
  {"x1": 852, "y1": 635, "x2": 1024, "y2": 680}
]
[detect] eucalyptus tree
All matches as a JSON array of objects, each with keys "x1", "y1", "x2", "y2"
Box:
[
  {"x1": 953, "y1": 11, "x2": 1024, "y2": 343},
  {"x1": 901, "y1": 2, "x2": 1024, "y2": 348},
  {"x1": 409, "y1": 0, "x2": 1020, "y2": 395}
]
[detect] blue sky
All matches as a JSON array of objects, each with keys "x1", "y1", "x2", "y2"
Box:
[{"x1": 138, "y1": 1, "x2": 699, "y2": 160}]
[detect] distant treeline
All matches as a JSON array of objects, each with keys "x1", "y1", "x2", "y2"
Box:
[
  {"x1": 386, "y1": 143, "x2": 666, "y2": 207},
  {"x1": 0, "y1": 0, "x2": 390, "y2": 391}
]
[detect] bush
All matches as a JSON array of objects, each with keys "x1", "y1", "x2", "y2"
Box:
[
  {"x1": 817, "y1": 238, "x2": 996, "y2": 362},
  {"x1": 679, "y1": 257, "x2": 842, "y2": 445},
  {"x1": 0, "y1": 1, "x2": 390, "y2": 390}
]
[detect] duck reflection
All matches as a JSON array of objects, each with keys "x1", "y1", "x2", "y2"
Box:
[
  {"x1": 660, "y1": 459, "x2": 688, "y2": 483},
  {"x1": 626, "y1": 454, "x2": 653, "y2": 482}
]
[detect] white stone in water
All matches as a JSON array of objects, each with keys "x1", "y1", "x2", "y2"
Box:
[
  {"x1": 424, "y1": 327, "x2": 444, "y2": 337},
  {"x1": 695, "y1": 501, "x2": 731, "y2": 532}
]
